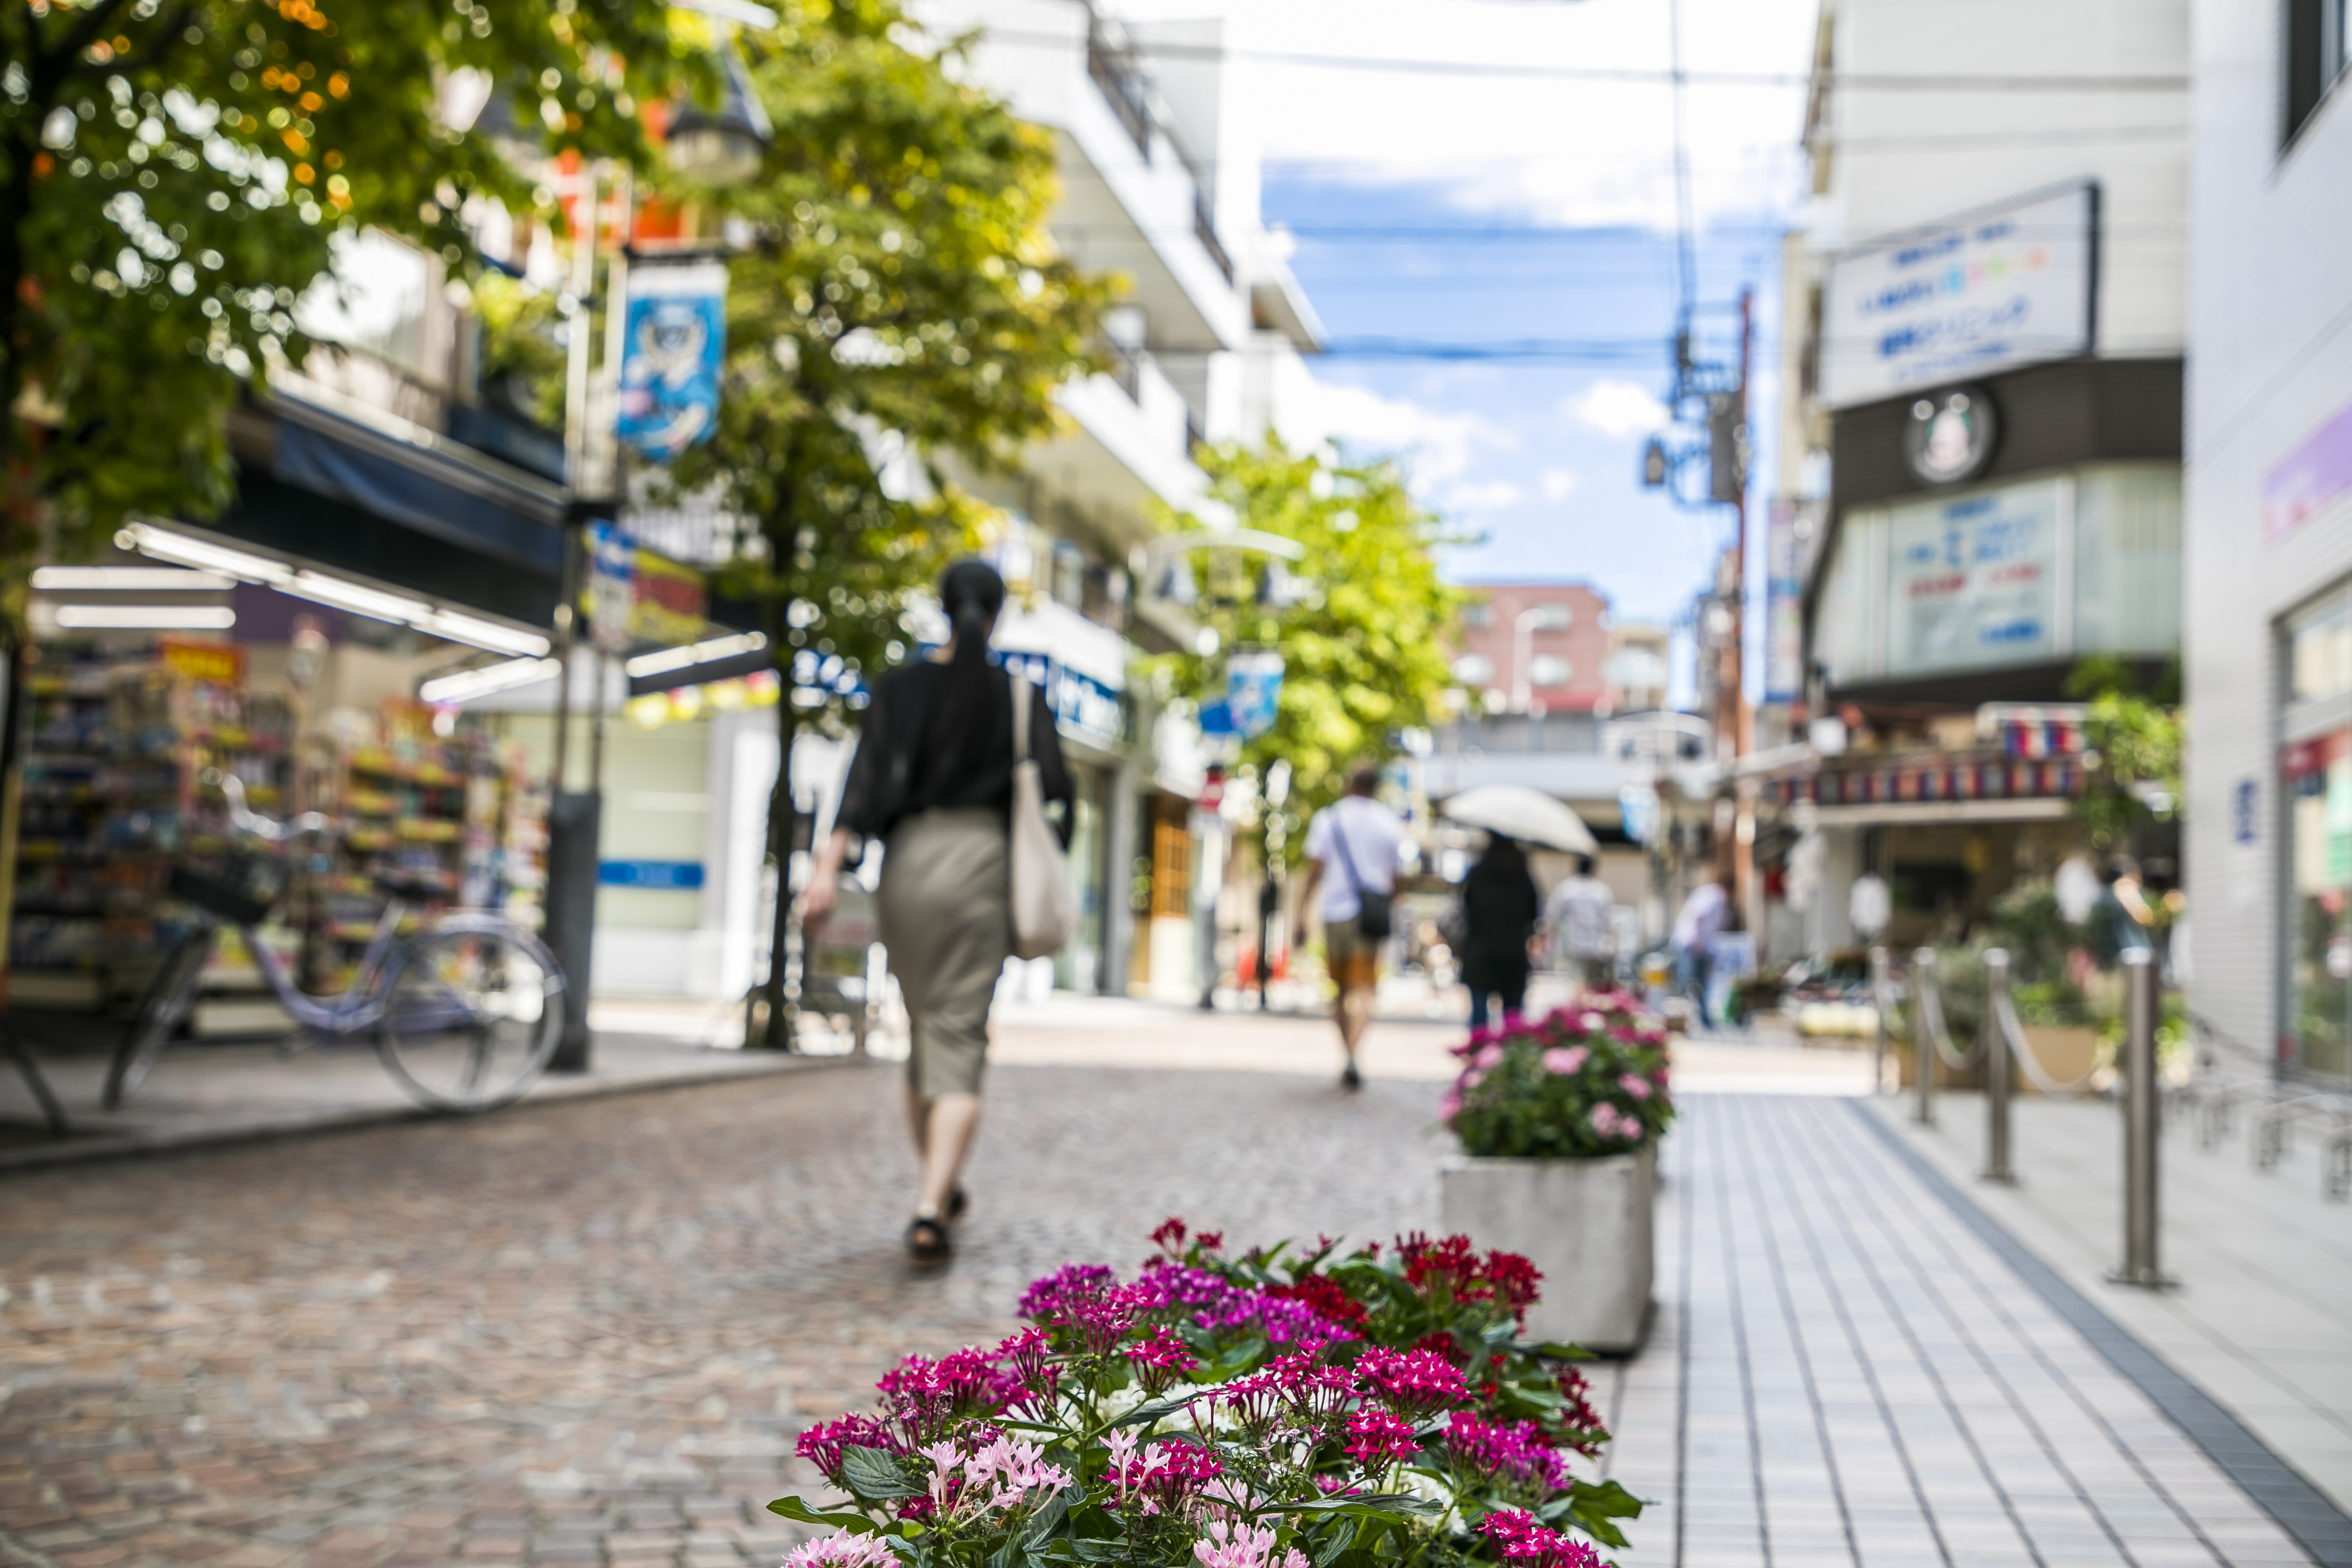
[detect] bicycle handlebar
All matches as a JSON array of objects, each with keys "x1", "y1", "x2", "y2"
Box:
[{"x1": 202, "y1": 769, "x2": 338, "y2": 843}]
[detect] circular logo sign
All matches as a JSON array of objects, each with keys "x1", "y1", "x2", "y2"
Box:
[{"x1": 1903, "y1": 385, "x2": 1999, "y2": 486}]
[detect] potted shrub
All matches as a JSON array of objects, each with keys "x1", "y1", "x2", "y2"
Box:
[{"x1": 1437, "y1": 996, "x2": 1674, "y2": 1354}]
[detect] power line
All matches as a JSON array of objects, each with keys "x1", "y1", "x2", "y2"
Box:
[
  {"x1": 1320, "y1": 336, "x2": 1685, "y2": 362},
  {"x1": 961, "y1": 28, "x2": 2190, "y2": 92}
]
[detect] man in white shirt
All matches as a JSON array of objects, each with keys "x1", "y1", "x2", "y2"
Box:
[
  {"x1": 1545, "y1": 854, "x2": 1616, "y2": 991},
  {"x1": 1296, "y1": 762, "x2": 1407, "y2": 1091}
]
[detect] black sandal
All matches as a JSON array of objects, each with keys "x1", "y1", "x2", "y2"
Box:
[
  {"x1": 907, "y1": 1216, "x2": 952, "y2": 1263},
  {"x1": 948, "y1": 1186, "x2": 970, "y2": 1222}
]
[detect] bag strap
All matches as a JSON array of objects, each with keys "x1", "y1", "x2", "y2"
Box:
[
  {"x1": 1010, "y1": 669, "x2": 1031, "y2": 763},
  {"x1": 1326, "y1": 808, "x2": 1368, "y2": 899}
]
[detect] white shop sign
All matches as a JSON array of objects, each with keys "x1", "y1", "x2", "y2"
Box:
[
  {"x1": 1820, "y1": 182, "x2": 2096, "y2": 410},
  {"x1": 1884, "y1": 476, "x2": 2063, "y2": 677}
]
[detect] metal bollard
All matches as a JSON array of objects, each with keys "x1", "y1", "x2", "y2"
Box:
[
  {"x1": 1913, "y1": 946, "x2": 1938, "y2": 1126},
  {"x1": 1983, "y1": 948, "x2": 2015, "y2": 1183},
  {"x1": 1869, "y1": 945, "x2": 1891, "y2": 1096},
  {"x1": 2109, "y1": 949, "x2": 2170, "y2": 1287}
]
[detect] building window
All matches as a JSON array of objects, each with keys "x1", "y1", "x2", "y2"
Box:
[
  {"x1": 2285, "y1": 0, "x2": 2347, "y2": 147},
  {"x1": 1460, "y1": 603, "x2": 1493, "y2": 630},
  {"x1": 2282, "y1": 588, "x2": 2352, "y2": 1080},
  {"x1": 1529, "y1": 655, "x2": 1572, "y2": 688},
  {"x1": 1451, "y1": 654, "x2": 1495, "y2": 686}
]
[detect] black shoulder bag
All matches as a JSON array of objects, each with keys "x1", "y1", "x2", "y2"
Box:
[{"x1": 1326, "y1": 811, "x2": 1394, "y2": 940}]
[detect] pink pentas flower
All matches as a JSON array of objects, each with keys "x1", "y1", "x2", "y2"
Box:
[
  {"x1": 1343, "y1": 1408, "x2": 1420, "y2": 1466},
  {"x1": 1619, "y1": 1072, "x2": 1652, "y2": 1100},
  {"x1": 1480, "y1": 1508, "x2": 1602, "y2": 1568},
  {"x1": 1439, "y1": 1086, "x2": 1463, "y2": 1120},
  {"x1": 1463, "y1": 1069, "x2": 1486, "y2": 1090},
  {"x1": 1358, "y1": 1346, "x2": 1470, "y2": 1418},
  {"x1": 1474, "y1": 1043, "x2": 1504, "y2": 1069},
  {"x1": 1446, "y1": 1411, "x2": 1567, "y2": 1492},
  {"x1": 1193, "y1": 1521, "x2": 1305, "y2": 1568},
  {"x1": 1542, "y1": 1046, "x2": 1589, "y2": 1076},
  {"x1": 1578, "y1": 1011, "x2": 1606, "y2": 1033},
  {"x1": 1589, "y1": 1103, "x2": 1623, "y2": 1139},
  {"x1": 784, "y1": 1530, "x2": 900, "y2": 1568}
]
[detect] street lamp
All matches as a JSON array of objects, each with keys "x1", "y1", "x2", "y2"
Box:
[{"x1": 1512, "y1": 602, "x2": 1572, "y2": 714}]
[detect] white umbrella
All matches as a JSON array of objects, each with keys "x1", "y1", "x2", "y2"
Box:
[{"x1": 1438, "y1": 785, "x2": 1599, "y2": 855}]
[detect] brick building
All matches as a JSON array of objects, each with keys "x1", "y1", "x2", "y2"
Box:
[{"x1": 1450, "y1": 582, "x2": 1612, "y2": 714}]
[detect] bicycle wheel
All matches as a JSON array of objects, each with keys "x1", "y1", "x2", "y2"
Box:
[
  {"x1": 376, "y1": 924, "x2": 565, "y2": 1112},
  {"x1": 105, "y1": 926, "x2": 216, "y2": 1109}
]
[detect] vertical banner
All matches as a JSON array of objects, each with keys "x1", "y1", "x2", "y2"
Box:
[
  {"x1": 1764, "y1": 500, "x2": 1805, "y2": 703},
  {"x1": 617, "y1": 259, "x2": 728, "y2": 459},
  {"x1": 588, "y1": 520, "x2": 637, "y2": 653},
  {"x1": 1226, "y1": 650, "x2": 1286, "y2": 739}
]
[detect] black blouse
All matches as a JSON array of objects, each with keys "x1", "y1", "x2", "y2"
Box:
[{"x1": 834, "y1": 661, "x2": 1076, "y2": 846}]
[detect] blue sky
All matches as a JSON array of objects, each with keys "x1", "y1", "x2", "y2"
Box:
[{"x1": 1265, "y1": 175, "x2": 1786, "y2": 628}]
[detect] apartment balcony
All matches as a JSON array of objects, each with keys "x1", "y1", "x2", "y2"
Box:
[
  {"x1": 915, "y1": 0, "x2": 1250, "y2": 355},
  {"x1": 1032, "y1": 342, "x2": 1217, "y2": 550}
]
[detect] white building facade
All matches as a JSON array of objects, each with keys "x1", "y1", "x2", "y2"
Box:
[{"x1": 2184, "y1": 0, "x2": 2352, "y2": 1079}]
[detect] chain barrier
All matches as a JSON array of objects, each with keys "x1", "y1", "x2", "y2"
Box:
[
  {"x1": 1992, "y1": 987, "x2": 2102, "y2": 1099},
  {"x1": 1917, "y1": 960, "x2": 1985, "y2": 1071}
]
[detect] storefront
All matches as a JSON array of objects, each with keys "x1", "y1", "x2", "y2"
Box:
[{"x1": 2279, "y1": 588, "x2": 2352, "y2": 1079}]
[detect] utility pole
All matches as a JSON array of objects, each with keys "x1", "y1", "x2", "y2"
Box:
[{"x1": 1713, "y1": 289, "x2": 1755, "y2": 924}]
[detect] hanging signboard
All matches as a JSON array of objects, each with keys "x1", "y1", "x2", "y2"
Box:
[
  {"x1": 1764, "y1": 501, "x2": 1806, "y2": 703},
  {"x1": 630, "y1": 548, "x2": 708, "y2": 645},
  {"x1": 1819, "y1": 182, "x2": 2096, "y2": 410},
  {"x1": 587, "y1": 520, "x2": 637, "y2": 652},
  {"x1": 1883, "y1": 476, "x2": 2063, "y2": 678},
  {"x1": 1226, "y1": 650, "x2": 1285, "y2": 739},
  {"x1": 616, "y1": 259, "x2": 729, "y2": 458}
]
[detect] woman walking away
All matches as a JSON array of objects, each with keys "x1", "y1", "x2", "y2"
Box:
[
  {"x1": 802, "y1": 559, "x2": 1073, "y2": 1265},
  {"x1": 1460, "y1": 834, "x2": 1540, "y2": 1030}
]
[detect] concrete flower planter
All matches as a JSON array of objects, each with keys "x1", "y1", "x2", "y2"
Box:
[{"x1": 1439, "y1": 1142, "x2": 1656, "y2": 1354}]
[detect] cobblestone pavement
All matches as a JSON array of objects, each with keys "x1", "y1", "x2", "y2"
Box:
[{"x1": 1, "y1": 1059, "x2": 1445, "y2": 1568}]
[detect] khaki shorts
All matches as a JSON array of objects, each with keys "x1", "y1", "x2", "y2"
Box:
[{"x1": 1326, "y1": 915, "x2": 1382, "y2": 992}]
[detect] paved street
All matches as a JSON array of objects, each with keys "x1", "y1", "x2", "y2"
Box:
[{"x1": 2, "y1": 1022, "x2": 2338, "y2": 1568}]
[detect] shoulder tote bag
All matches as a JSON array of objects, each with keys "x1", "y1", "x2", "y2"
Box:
[
  {"x1": 1326, "y1": 810, "x2": 1394, "y2": 941},
  {"x1": 1009, "y1": 676, "x2": 1078, "y2": 960}
]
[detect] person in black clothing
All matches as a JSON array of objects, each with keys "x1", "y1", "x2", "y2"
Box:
[
  {"x1": 1460, "y1": 834, "x2": 1540, "y2": 1029},
  {"x1": 802, "y1": 559, "x2": 1073, "y2": 1263}
]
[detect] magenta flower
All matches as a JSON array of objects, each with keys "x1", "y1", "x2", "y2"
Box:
[
  {"x1": 1541, "y1": 1046, "x2": 1589, "y2": 1076},
  {"x1": 1480, "y1": 1508, "x2": 1602, "y2": 1568},
  {"x1": 1446, "y1": 1411, "x2": 1567, "y2": 1491},
  {"x1": 1343, "y1": 1408, "x2": 1420, "y2": 1465},
  {"x1": 1358, "y1": 1346, "x2": 1470, "y2": 1418},
  {"x1": 1589, "y1": 1102, "x2": 1624, "y2": 1139},
  {"x1": 1619, "y1": 1072, "x2": 1652, "y2": 1101}
]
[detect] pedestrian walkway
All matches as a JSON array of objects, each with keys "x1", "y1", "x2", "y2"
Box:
[
  {"x1": 1868, "y1": 1090, "x2": 2352, "y2": 1526},
  {"x1": 1591, "y1": 1093, "x2": 2331, "y2": 1568},
  {"x1": 2, "y1": 1021, "x2": 2337, "y2": 1568}
]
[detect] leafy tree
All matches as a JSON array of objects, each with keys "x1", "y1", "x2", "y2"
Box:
[
  {"x1": 1155, "y1": 439, "x2": 1463, "y2": 850},
  {"x1": 2064, "y1": 656, "x2": 2183, "y2": 852},
  {"x1": 656, "y1": 0, "x2": 1112, "y2": 1047},
  {"x1": 2, "y1": 0, "x2": 683, "y2": 567}
]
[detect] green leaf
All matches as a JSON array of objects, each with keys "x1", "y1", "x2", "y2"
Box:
[
  {"x1": 841, "y1": 1445, "x2": 923, "y2": 1501},
  {"x1": 767, "y1": 1497, "x2": 884, "y2": 1535},
  {"x1": 1109, "y1": 1394, "x2": 1198, "y2": 1429},
  {"x1": 1260, "y1": 1495, "x2": 1447, "y2": 1521}
]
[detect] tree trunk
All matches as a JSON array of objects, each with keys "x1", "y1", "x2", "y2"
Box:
[{"x1": 750, "y1": 695, "x2": 798, "y2": 1051}]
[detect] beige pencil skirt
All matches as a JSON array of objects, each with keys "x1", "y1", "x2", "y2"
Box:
[{"x1": 877, "y1": 807, "x2": 1011, "y2": 1101}]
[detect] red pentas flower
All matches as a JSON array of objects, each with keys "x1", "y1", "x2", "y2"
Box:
[
  {"x1": 1151, "y1": 1218, "x2": 1188, "y2": 1256},
  {"x1": 794, "y1": 1413, "x2": 899, "y2": 1481},
  {"x1": 1267, "y1": 1273, "x2": 1370, "y2": 1329},
  {"x1": 1395, "y1": 1233, "x2": 1545, "y2": 1323},
  {"x1": 1126, "y1": 1327, "x2": 1200, "y2": 1395}
]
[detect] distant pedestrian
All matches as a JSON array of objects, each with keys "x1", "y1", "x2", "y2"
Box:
[
  {"x1": 1545, "y1": 853, "x2": 1616, "y2": 991},
  {"x1": 1297, "y1": 763, "x2": 1407, "y2": 1091},
  {"x1": 1670, "y1": 875, "x2": 1731, "y2": 1026},
  {"x1": 803, "y1": 559, "x2": 1073, "y2": 1265},
  {"x1": 1459, "y1": 834, "x2": 1540, "y2": 1029}
]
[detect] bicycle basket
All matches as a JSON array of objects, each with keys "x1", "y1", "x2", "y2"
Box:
[{"x1": 168, "y1": 850, "x2": 288, "y2": 925}]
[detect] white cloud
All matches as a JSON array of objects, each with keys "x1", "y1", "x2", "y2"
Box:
[
  {"x1": 1448, "y1": 480, "x2": 1524, "y2": 511},
  {"x1": 1540, "y1": 468, "x2": 1579, "y2": 501},
  {"x1": 1565, "y1": 379, "x2": 1671, "y2": 440},
  {"x1": 1104, "y1": 0, "x2": 1816, "y2": 230},
  {"x1": 1277, "y1": 372, "x2": 1518, "y2": 490}
]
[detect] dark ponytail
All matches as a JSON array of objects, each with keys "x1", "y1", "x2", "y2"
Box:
[{"x1": 920, "y1": 557, "x2": 1009, "y2": 785}]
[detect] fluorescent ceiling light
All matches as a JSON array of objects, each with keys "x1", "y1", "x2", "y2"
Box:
[
  {"x1": 32, "y1": 567, "x2": 236, "y2": 591},
  {"x1": 115, "y1": 523, "x2": 289, "y2": 585},
  {"x1": 625, "y1": 630, "x2": 767, "y2": 679},
  {"x1": 52, "y1": 605, "x2": 238, "y2": 630},
  {"x1": 286, "y1": 570, "x2": 431, "y2": 625},
  {"x1": 421, "y1": 609, "x2": 550, "y2": 658},
  {"x1": 419, "y1": 657, "x2": 560, "y2": 705}
]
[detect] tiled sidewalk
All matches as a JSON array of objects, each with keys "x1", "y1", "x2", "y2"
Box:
[{"x1": 1588, "y1": 1094, "x2": 2324, "y2": 1568}]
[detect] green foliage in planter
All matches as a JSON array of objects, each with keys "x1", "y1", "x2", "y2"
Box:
[{"x1": 1443, "y1": 996, "x2": 1674, "y2": 1160}]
